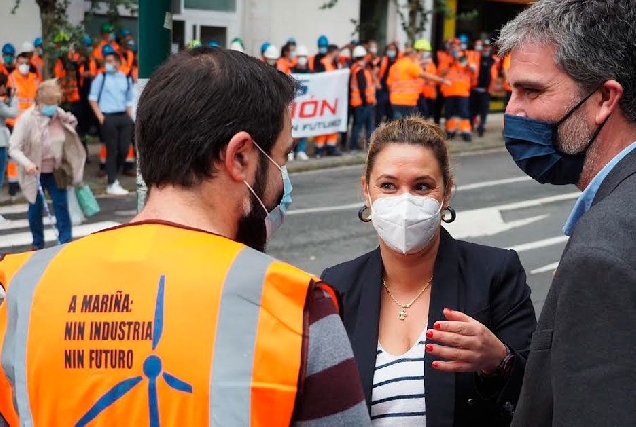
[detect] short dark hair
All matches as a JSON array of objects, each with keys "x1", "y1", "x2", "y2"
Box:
[
  {"x1": 136, "y1": 47, "x2": 299, "y2": 188},
  {"x1": 327, "y1": 45, "x2": 339, "y2": 55},
  {"x1": 0, "y1": 73, "x2": 7, "y2": 87}
]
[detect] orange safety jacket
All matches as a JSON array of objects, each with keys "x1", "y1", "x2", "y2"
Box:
[
  {"x1": 419, "y1": 62, "x2": 438, "y2": 100},
  {"x1": 6, "y1": 70, "x2": 38, "y2": 128},
  {"x1": 0, "y1": 64, "x2": 7, "y2": 76},
  {"x1": 119, "y1": 50, "x2": 135, "y2": 76},
  {"x1": 276, "y1": 57, "x2": 291, "y2": 74},
  {"x1": 93, "y1": 40, "x2": 120, "y2": 63},
  {"x1": 386, "y1": 57, "x2": 423, "y2": 107},
  {"x1": 439, "y1": 61, "x2": 473, "y2": 98},
  {"x1": 0, "y1": 222, "x2": 339, "y2": 426},
  {"x1": 54, "y1": 53, "x2": 81, "y2": 103},
  {"x1": 436, "y1": 51, "x2": 453, "y2": 72},
  {"x1": 350, "y1": 63, "x2": 376, "y2": 107},
  {"x1": 465, "y1": 50, "x2": 481, "y2": 87},
  {"x1": 29, "y1": 56, "x2": 44, "y2": 81},
  {"x1": 500, "y1": 54, "x2": 512, "y2": 92}
]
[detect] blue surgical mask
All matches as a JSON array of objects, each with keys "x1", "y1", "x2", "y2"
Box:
[
  {"x1": 318, "y1": 46, "x2": 327, "y2": 55},
  {"x1": 41, "y1": 104, "x2": 57, "y2": 117},
  {"x1": 105, "y1": 63, "x2": 115, "y2": 74},
  {"x1": 387, "y1": 50, "x2": 397, "y2": 59},
  {"x1": 108, "y1": 33, "x2": 115, "y2": 41},
  {"x1": 290, "y1": 51, "x2": 296, "y2": 59},
  {"x1": 244, "y1": 142, "x2": 293, "y2": 239},
  {"x1": 504, "y1": 87, "x2": 608, "y2": 185}
]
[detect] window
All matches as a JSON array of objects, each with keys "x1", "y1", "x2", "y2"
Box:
[{"x1": 184, "y1": 0, "x2": 236, "y2": 12}]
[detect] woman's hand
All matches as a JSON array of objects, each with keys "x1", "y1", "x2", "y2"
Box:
[
  {"x1": 425, "y1": 308, "x2": 507, "y2": 374},
  {"x1": 25, "y1": 163, "x2": 38, "y2": 176}
]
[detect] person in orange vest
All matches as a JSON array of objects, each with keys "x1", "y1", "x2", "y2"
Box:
[
  {"x1": 313, "y1": 44, "x2": 342, "y2": 157},
  {"x1": 1, "y1": 44, "x2": 16, "y2": 77},
  {"x1": 309, "y1": 35, "x2": 329, "y2": 72},
  {"x1": 6, "y1": 52, "x2": 39, "y2": 199},
  {"x1": 433, "y1": 39, "x2": 455, "y2": 125},
  {"x1": 93, "y1": 22, "x2": 120, "y2": 64},
  {"x1": 417, "y1": 45, "x2": 438, "y2": 120},
  {"x1": 500, "y1": 53, "x2": 512, "y2": 110},
  {"x1": 276, "y1": 44, "x2": 292, "y2": 74},
  {"x1": 31, "y1": 38, "x2": 44, "y2": 79},
  {"x1": 349, "y1": 46, "x2": 376, "y2": 154},
  {"x1": 438, "y1": 40, "x2": 475, "y2": 141},
  {"x1": 0, "y1": 73, "x2": 17, "y2": 215},
  {"x1": 0, "y1": 47, "x2": 371, "y2": 427},
  {"x1": 471, "y1": 40, "x2": 499, "y2": 137},
  {"x1": 288, "y1": 45, "x2": 311, "y2": 162},
  {"x1": 376, "y1": 42, "x2": 399, "y2": 125},
  {"x1": 387, "y1": 39, "x2": 449, "y2": 119}
]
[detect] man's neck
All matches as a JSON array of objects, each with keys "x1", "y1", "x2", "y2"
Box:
[
  {"x1": 578, "y1": 119, "x2": 636, "y2": 190},
  {"x1": 132, "y1": 185, "x2": 238, "y2": 239}
]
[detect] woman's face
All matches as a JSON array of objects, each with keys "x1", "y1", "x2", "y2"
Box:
[{"x1": 363, "y1": 143, "x2": 449, "y2": 208}]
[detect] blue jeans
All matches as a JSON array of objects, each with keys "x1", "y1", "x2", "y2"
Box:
[
  {"x1": 295, "y1": 137, "x2": 307, "y2": 154},
  {"x1": 0, "y1": 147, "x2": 6, "y2": 190},
  {"x1": 351, "y1": 105, "x2": 375, "y2": 151},
  {"x1": 28, "y1": 173, "x2": 72, "y2": 249},
  {"x1": 392, "y1": 105, "x2": 418, "y2": 119}
]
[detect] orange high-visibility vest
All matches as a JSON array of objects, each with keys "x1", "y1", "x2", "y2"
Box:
[
  {"x1": 436, "y1": 50, "x2": 453, "y2": 72},
  {"x1": 439, "y1": 62, "x2": 472, "y2": 98},
  {"x1": 320, "y1": 57, "x2": 337, "y2": 72},
  {"x1": 30, "y1": 56, "x2": 43, "y2": 80},
  {"x1": 0, "y1": 223, "x2": 339, "y2": 426},
  {"x1": 0, "y1": 64, "x2": 8, "y2": 76},
  {"x1": 276, "y1": 57, "x2": 291, "y2": 74},
  {"x1": 465, "y1": 50, "x2": 481, "y2": 87},
  {"x1": 419, "y1": 62, "x2": 438, "y2": 100},
  {"x1": 350, "y1": 63, "x2": 376, "y2": 107},
  {"x1": 93, "y1": 40, "x2": 120, "y2": 63},
  {"x1": 387, "y1": 57, "x2": 423, "y2": 107},
  {"x1": 501, "y1": 54, "x2": 512, "y2": 92},
  {"x1": 54, "y1": 53, "x2": 81, "y2": 103},
  {"x1": 6, "y1": 70, "x2": 38, "y2": 127},
  {"x1": 119, "y1": 50, "x2": 135, "y2": 75}
]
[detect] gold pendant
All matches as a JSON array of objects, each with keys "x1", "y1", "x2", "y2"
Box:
[{"x1": 398, "y1": 307, "x2": 407, "y2": 320}]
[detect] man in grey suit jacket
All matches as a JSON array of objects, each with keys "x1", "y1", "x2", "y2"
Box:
[{"x1": 498, "y1": 0, "x2": 636, "y2": 425}]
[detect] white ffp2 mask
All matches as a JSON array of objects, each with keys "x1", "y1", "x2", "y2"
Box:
[{"x1": 370, "y1": 193, "x2": 442, "y2": 254}]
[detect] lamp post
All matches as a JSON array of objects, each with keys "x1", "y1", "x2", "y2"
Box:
[{"x1": 136, "y1": 0, "x2": 172, "y2": 212}]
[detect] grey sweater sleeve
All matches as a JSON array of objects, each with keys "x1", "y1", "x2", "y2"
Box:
[
  {"x1": 292, "y1": 287, "x2": 371, "y2": 426},
  {"x1": 0, "y1": 96, "x2": 18, "y2": 120}
]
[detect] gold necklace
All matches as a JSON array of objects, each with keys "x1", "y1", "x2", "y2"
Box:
[{"x1": 382, "y1": 277, "x2": 433, "y2": 321}]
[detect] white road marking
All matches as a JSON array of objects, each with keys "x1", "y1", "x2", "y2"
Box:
[
  {"x1": 530, "y1": 262, "x2": 560, "y2": 275},
  {"x1": 0, "y1": 221, "x2": 120, "y2": 249},
  {"x1": 455, "y1": 176, "x2": 531, "y2": 191},
  {"x1": 445, "y1": 211, "x2": 548, "y2": 239},
  {"x1": 506, "y1": 236, "x2": 569, "y2": 253}
]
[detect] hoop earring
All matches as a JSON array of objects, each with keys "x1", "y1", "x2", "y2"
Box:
[
  {"x1": 358, "y1": 205, "x2": 371, "y2": 223},
  {"x1": 442, "y1": 206, "x2": 456, "y2": 224}
]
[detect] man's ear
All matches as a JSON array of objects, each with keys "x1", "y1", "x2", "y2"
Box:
[
  {"x1": 597, "y1": 80, "x2": 622, "y2": 125},
  {"x1": 224, "y1": 132, "x2": 256, "y2": 183}
]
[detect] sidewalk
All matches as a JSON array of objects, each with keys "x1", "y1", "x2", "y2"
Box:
[{"x1": 1, "y1": 113, "x2": 506, "y2": 204}]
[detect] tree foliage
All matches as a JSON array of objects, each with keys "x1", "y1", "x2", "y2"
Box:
[
  {"x1": 11, "y1": 0, "x2": 137, "y2": 78},
  {"x1": 321, "y1": 0, "x2": 478, "y2": 45}
]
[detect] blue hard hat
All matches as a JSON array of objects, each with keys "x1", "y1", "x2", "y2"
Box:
[
  {"x1": 458, "y1": 34, "x2": 469, "y2": 43},
  {"x1": 2, "y1": 43, "x2": 15, "y2": 56},
  {"x1": 317, "y1": 35, "x2": 328, "y2": 47},
  {"x1": 118, "y1": 28, "x2": 131, "y2": 38},
  {"x1": 33, "y1": 37, "x2": 43, "y2": 48},
  {"x1": 287, "y1": 37, "x2": 296, "y2": 44},
  {"x1": 102, "y1": 44, "x2": 116, "y2": 57},
  {"x1": 207, "y1": 41, "x2": 219, "y2": 47},
  {"x1": 82, "y1": 35, "x2": 93, "y2": 46},
  {"x1": 261, "y1": 42, "x2": 271, "y2": 54}
]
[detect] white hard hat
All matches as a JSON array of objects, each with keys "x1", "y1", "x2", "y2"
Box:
[
  {"x1": 229, "y1": 41, "x2": 244, "y2": 53},
  {"x1": 264, "y1": 45, "x2": 279, "y2": 60},
  {"x1": 352, "y1": 45, "x2": 367, "y2": 59},
  {"x1": 20, "y1": 41, "x2": 34, "y2": 54},
  {"x1": 296, "y1": 45, "x2": 309, "y2": 57}
]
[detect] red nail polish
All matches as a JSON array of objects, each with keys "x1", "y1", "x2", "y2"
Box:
[
  {"x1": 434, "y1": 323, "x2": 441, "y2": 330},
  {"x1": 425, "y1": 344, "x2": 433, "y2": 352},
  {"x1": 432, "y1": 361, "x2": 439, "y2": 368},
  {"x1": 426, "y1": 330, "x2": 434, "y2": 339}
]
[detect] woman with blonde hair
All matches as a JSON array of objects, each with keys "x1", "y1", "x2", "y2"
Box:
[
  {"x1": 322, "y1": 116, "x2": 536, "y2": 426},
  {"x1": 9, "y1": 78, "x2": 86, "y2": 249}
]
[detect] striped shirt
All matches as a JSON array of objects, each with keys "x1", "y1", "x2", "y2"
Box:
[
  {"x1": 292, "y1": 286, "x2": 371, "y2": 425},
  {"x1": 371, "y1": 330, "x2": 427, "y2": 426}
]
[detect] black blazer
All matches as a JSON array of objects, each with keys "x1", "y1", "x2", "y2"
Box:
[
  {"x1": 512, "y1": 148, "x2": 636, "y2": 427},
  {"x1": 322, "y1": 228, "x2": 537, "y2": 427}
]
